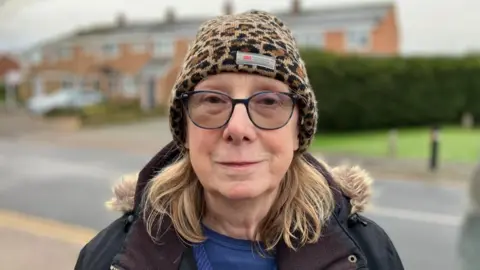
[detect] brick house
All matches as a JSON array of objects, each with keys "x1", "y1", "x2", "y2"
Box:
[
  {"x1": 19, "y1": 0, "x2": 399, "y2": 108},
  {"x1": 0, "y1": 54, "x2": 21, "y2": 83}
]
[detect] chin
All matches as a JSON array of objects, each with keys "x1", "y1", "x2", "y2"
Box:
[{"x1": 220, "y1": 184, "x2": 264, "y2": 200}]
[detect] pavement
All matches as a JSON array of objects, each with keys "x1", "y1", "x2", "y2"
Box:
[
  {"x1": 0, "y1": 228, "x2": 82, "y2": 270},
  {"x1": 0, "y1": 117, "x2": 474, "y2": 269},
  {"x1": 0, "y1": 210, "x2": 94, "y2": 270}
]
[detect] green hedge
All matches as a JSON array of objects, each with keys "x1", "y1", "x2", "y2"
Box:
[{"x1": 301, "y1": 50, "x2": 480, "y2": 132}]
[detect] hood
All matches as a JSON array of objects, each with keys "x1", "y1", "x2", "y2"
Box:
[{"x1": 105, "y1": 142, "x2": 373, "y2": 216}]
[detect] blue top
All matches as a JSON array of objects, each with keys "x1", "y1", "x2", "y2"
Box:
[{"x1": 193, "y1": 225, "x2": 277, "y2": 270}]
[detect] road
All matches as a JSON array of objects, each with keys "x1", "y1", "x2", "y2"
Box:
[{"x1": 0, "y1": 137, "x2": 469, "y2": 270}]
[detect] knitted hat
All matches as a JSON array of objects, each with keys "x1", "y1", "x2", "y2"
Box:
[{"x1": 169, "y1": 10, "x2": 317, "y2": 153}]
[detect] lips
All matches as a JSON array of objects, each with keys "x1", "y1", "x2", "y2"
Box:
[{"x1": 218, "y1": 161, "x2": 260, "y2": 166}]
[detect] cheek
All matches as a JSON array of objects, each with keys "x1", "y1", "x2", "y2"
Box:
[
  {"x1": 260, "y1": 131, "x2": 295, "y2": 189},
  {"x1": 269, "y1": 111, "x2": 299, "y2": 151},
  {"x1": 261, "y1": 113, "x2": 299, "y2": 172},
  {"x1": 265, "y1": 134, "x2": 296, "y2": 164},
  {"x1": 261, "y1": 124, "x2": 298, "y2": 163},
  {"x1": 259, "y1": 109, "x2": 299, "y2": 153},
  {"x1": 187, "y1": 121, "x2": 219, "y2": 160},
  {"x1": 187, "y1": 124, "x2": 223, "y2": 190}
]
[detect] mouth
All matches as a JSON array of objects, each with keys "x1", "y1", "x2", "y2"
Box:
[{"x1": 217, "y1": 161, "x2": 262, "y2": 168}]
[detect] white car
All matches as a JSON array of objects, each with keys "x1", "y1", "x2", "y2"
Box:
[{"x1": 27, "y1": 88, "x2": 105, "y2": 115}]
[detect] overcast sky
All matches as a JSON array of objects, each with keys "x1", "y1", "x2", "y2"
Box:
[{"x1": 0, "y1": 0, "x2": 478, "y2": 55}]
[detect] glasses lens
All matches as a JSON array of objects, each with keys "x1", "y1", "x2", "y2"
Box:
[
  {"x1": 187, "y1": 92, "x2": 232, "y2": 128},
  {"x1": 249, "y1": 92, "x2": 294, "y2": 129}
]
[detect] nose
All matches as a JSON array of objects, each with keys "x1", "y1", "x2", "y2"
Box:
[{"x1": 222, "y1": 103, "x2": 257, "y2": 144}]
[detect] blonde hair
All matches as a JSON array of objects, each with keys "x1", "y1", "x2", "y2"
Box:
[{"x1": 143, "y1": 153, "x2": 335, "y2": 252}]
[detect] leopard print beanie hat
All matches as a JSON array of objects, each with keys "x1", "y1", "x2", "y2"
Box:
[{"x1": 169, "y1": 10, "x2": 317, "y2": 153}]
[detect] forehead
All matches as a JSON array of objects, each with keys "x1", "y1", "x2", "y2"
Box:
[{"x1": 194, "y1": 73, "x2": 289, "y2": 93}]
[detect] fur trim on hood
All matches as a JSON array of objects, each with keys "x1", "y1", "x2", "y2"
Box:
[
  {"x1": 105, "y1": 165, "x2": 373, "y2": 216},
  {"x1": 105, "y1": 172, "x2": 139, "y2": 213}
]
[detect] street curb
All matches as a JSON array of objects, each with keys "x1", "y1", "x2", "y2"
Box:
[{"x1": 0, "y1": 209, "x2": 97, "y2": 246}]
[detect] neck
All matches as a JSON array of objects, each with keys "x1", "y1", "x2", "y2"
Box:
[{"x1": 202, "y1": 191, "x2": 278, "y2": 241}]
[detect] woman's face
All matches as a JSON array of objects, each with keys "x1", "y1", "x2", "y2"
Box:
[{"x1": 186, "y1": 73, "x2": 299, "y2": 200}]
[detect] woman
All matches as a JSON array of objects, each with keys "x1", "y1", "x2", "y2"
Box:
[{"x1": 75, "y1": 10, "x2": 404, "y2": 270}]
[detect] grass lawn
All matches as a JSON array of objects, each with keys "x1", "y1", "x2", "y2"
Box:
[{"x1": 311, "y1": 127, "x2": 480, "y2": 163}]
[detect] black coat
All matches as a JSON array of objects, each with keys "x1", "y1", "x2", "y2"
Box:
[{"x1": 75, "y1": 141, "x2": 404, "y2": 270}]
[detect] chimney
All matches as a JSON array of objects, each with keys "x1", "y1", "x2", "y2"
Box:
[
  {"x1": 223, "y1": 0, "x2": 233, "y2": 15},
  {"x1": 291, "y1": 0, "x2": 301, "y2": 15},
  {"x1": 165, "y1": 7, "x2": 176, "y2": 23},
  {"x1": 116, "y1": 13, "x2": 127, "y2": 27}
]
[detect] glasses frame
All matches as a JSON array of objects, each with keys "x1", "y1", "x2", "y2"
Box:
[{"x1": 180, "y1": 90, "x2": 299, "y2": 130}]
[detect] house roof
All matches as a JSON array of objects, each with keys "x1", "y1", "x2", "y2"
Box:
[
  {"x1": 0, "y1": 54, "x2": 20, "y2": 77},
  {"x1": 278, "y1": 2, "x2": 393, "y2": 28},
  {"x1": 279, "y1": 1, "x2": 392, "y2": 18},
  {"x1": 74, "y1": 17, "x2": 208, "y2": 37},
  {"x1": 72, "y1": 1, "x2": 394, "y2": 37}
]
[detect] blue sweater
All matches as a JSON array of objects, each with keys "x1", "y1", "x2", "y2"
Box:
[{"x1": 193, "y1": 225, "x2": 277, "y2": 270}]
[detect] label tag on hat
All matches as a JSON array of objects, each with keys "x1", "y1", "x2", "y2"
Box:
[{"x1": 236, "y1": 51, "x2": 276, "y2": 71}]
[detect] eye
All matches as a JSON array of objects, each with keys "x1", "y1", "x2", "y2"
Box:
[
  {"x1": 252, "y1": 92, "x2": 287, "y2": 106},
  {"x1": 258, "y1": 96, "x2": 278, "y2": 105},
  {"x1": 201, "y1": 93, "x2": 229, "y2": 103},
  {"x1": 204, "y1": 95, "x2": 224, "y2": 103}
]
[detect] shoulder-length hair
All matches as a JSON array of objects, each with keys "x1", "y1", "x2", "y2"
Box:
[{"x1": 143, "y1": 153, "x2": 335, "y2": 252}]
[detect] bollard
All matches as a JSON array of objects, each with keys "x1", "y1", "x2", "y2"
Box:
[
  {"x1": 429, "y1": 125, "x2": 440, "y2": 171},
  {"x1": 388, "y1": 129, "x2": 398, "y2": 158}
]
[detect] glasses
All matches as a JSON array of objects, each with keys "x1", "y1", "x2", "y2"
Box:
[{"x1": 181, "y1": 90, "x2": 298, "y2": 130}]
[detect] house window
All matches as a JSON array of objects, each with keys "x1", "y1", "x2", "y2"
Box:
[
  {"x1": 132, "y1": 43, "x2": 147, "y2": 54},
  {"x1": 154, "y1": 40, "x2": 174, "y2": 57},
  {"x1": 60, "y1": 47, "x2": 73, "y2": 60},
  {"x1": 102, "y1": 43, "x2": 119, "y2": 57},
  {"x1": 346, "y1": 30, "x2": 370, "y2": 50},
  {"x1": 295, "y1": 32, "x2": 324, "y2": 48},
  {"x1": 62, "y1": 78, "x2": 74, "y2": 88}
]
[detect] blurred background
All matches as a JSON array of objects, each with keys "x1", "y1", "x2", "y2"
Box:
[{"x1": 0, "y1": 0, "x2": 479, "y2": 269}]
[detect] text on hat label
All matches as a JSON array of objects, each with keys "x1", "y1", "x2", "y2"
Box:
[{"x1": 236, "y1": 51, "x2": 276, "y2": 71}]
